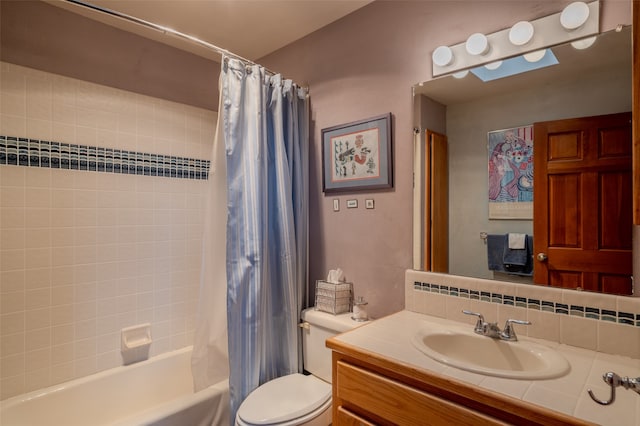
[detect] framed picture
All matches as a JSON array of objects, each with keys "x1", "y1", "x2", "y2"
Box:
[
  {"x1": 487, "y1": 125, "x2": 534, "y2": 219},
  {"x1": 322, "y1": 113, "x2": 393, "y2": 193}
]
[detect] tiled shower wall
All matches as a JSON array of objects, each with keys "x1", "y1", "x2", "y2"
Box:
[{"x1": 0, "y1": 62, "x2": 216, "y2": 400}]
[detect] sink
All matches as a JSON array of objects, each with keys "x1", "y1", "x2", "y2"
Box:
[{"x1": 411, "y1": 328, "x2": 570, "y2": 380}]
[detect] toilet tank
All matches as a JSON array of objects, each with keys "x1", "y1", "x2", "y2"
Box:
[{"x1": 301, "y1": 308, "x2": 361, "y2": 383}]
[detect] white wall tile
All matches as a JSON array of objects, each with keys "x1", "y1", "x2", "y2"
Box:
[
  {"x1": 1, "y1": 291, "x2": 25, "y2": 314},
  {"x1": 0, "y1": 62, "x2": 213, "y2": 400},
  {"x1": 1, "y1": 187, "x2": 25, "y2": 208},
  {"x1": 1, "y1": 353, "x2": 25, "y2": 377},
  {"x1": 1, "y1": 312, "x2": 25, "y2": 335},
  {"x1": 25, "y1": 328, "x2": 50, "y2": 352},
  {"x1": 1, "y1": 270, "x2": 25, "y2": 293},
  {"x1": 25, "y1": 308, "x2": 50, "y2": 331},
  {"x1": 0, "y1": 375, "x2": 25, "y2": 400},
  {"x1": 25, "y1": 268, "x2": 50, "y2": 290}
]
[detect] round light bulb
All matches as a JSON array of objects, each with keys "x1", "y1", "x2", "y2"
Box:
[
  {"x1": 484, "y1": 60, "x2": 503, "y2": 70},
  {"x1": 571, "y1": 36, "x2": 597, "y2": 50},
  {"x1": 466, "y1": 33, "x2": 489, "y2": 56},
  {"x1": 452, "y1": 70, "x2": 469, "y2": 79},
  {"x1": 432, "y1": 46, "x2": 454, "y2": 67},
  {"x1": 509, "y1": 21, "x2": 534, "y2": 46},
  {"x1": 523, "y1": 49, "x2": 546, "y2": 63},
  {"x1": 560, "y1": 2, "x2": 590, "y2": 30}
]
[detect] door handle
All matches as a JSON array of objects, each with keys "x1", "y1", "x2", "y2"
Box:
[{"x1": 536, "y1": 253, "x2": 548, "y2": 262}]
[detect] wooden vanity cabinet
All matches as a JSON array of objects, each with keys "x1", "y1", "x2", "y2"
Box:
[{"x1": 327, "y1": 338, "x2": 595, "y2": 426}]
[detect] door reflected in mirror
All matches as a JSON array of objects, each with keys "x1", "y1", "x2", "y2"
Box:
[{"x1": 413, "y1": 27, "x2": 633, "y2": 295}]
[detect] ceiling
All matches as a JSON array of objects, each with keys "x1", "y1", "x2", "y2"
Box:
[{"x1": 47, "y1": 0, "x2": 372, "y2": 62}]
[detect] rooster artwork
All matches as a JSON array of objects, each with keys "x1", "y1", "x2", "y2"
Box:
[{"x1": 332, "y1": 128, "x2": 379, "y2": 182}]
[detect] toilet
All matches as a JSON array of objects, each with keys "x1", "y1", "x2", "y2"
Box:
[{"x1": 235, "y1": 308, "x2": 361, "y2": 426}]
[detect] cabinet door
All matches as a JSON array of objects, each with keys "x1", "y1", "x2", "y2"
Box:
[
  {"x1": 336, "y1": 406, "x2": 376, "y2": 426},
  {"x1": 336, "y1": 361, "x2": 506, "y2": 426}
]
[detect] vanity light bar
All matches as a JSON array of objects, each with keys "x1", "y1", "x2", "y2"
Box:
[{"x1": 432, "y1": 1, "x2": 599, "y2": 77}]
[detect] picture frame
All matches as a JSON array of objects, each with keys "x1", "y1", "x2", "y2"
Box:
[
  {"x1": 487, "y1": 125, "x2": 534, "y2": 220},
  {"x1": 321, "y1": 113, "x2": 393, "y2": 193}
]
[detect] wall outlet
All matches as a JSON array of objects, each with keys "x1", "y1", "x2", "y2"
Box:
[{"x1": 346, "y1": 199, "x2": 358, "y2": 209}]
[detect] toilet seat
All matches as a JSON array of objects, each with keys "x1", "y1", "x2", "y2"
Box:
[{"x1": 236, "y1": 373, "x2": 331, "y2": 426}]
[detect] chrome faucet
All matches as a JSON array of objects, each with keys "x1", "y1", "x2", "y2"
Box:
[{"x1": 462, "y1": 310, "x2": 531, "y2": 341}]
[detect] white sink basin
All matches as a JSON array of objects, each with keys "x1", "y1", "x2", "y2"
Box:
[{"x1": 411, "y1": 328, "x2": 570, "y2": 380}]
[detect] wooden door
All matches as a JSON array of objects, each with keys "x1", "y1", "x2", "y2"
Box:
[
  {"x1": 533, "y1": 112, "x2": 633, "y2": 294},
  {"x1": 424, "y1": 130, "x2": 448, "y2": 273},
  {"x1": 633, "y1": 0, "x2": 639, "y2": 224}
]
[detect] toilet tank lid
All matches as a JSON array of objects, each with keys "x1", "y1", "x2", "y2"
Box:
[
  {"x1": 237, "y1": 373, "x2": 330, "y2": 425},
  {"x1": 301, "y1": 308, "x2": 361, "y2": 333}
]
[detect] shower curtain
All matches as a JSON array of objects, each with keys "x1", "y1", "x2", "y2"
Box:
[
  {"x1": 192, "y1": 89, "x2": 230, "y2": 392},
  {"x1": 193, "y1": 56, "x2": 309, "y2": 423}
]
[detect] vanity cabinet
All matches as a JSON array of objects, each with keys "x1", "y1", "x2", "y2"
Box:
[{"x1": 328, "y1": 338, "x2": 594, "y2": 426}]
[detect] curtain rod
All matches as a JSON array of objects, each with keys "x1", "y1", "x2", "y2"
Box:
[{"x1": 63, "y1": 0, "x2": 278, "y2": 75}]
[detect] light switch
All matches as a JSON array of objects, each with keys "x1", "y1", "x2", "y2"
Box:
[
  {"x1": 365, "y1": 199, "x2": 374, "y2": 209},
  {"x1": 333, "y1": 199, "x2": 340, "y2": 212}
]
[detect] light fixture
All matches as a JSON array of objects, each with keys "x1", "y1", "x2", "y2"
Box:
[
  {"x1": 452, "y1": 70, "x2": 469, "y2": 79},
  {"x1": 509, "y1": 21, "x2": 534, "y2": 46},
  {"x1": 523, "y1": 49, "x2": 547, "y2": 63},
  {"x1": 465, "y1": 33, "x2": 489, "y2": 56},
  {"x1": 571, "y1": 35, "x2": 597, "y2": 49},
  {"x1": 560, "y1": 2, "x2": 590, "y2": 30},
  {"x1": 430, "y1": 1, "x2": 597, "y2": 78},
  {"x1": 432, "y1": 46, "x2": 454, "y2": 67},
  {"x1": 484, "y1": 60, "x2": 503, "y2": 70}
]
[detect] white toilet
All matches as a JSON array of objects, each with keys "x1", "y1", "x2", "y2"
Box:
[{"x1": 235, "y1": 308, "x2": 361, "y2": 426}]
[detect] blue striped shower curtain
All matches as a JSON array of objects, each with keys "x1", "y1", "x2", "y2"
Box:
[{"x1": 222, "y1": 57, "x2": 309, "y2": 422}]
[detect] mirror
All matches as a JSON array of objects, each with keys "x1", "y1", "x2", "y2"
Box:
[{"x1": 413, "y1": 27, "x2": 633, "y2": 292}]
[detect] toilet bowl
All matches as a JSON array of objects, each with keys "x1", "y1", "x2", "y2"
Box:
[
  {"x1": 235, "y1": 373, "x2": 331, "y2": 426},
  {"x1": 235, "y1": 309, "x2": 361, "y2": 426}
]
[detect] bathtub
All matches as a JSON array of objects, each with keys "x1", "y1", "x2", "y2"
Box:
[{"x1": 0, "y1": 347, "x2": 229, "y2": 426}]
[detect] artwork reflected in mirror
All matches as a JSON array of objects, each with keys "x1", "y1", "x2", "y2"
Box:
[
  {"x1": 487, "y1": 125, "x2": 534, "y2": 220},
  {"x1": 413, "y1": 27, "x2": 633, "y2": 294}
]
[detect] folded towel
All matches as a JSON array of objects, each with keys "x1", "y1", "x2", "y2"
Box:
[
  {"x1": 503, "y1": 234, "x2": 528, "y2": 267},
  {"x1": 503, "y1": 234, "x2": 535, "y2": 276},
  {"x1": 487, "y1": 234, "x2": 533, "y2": 276},
  {"x1": 508, "y1": 233, "x2": 526, "y2": 249}
]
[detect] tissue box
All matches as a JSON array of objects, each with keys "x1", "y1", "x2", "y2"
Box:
[{"x1": 314, "y1": 280, "x2": 352, "y2": 314}]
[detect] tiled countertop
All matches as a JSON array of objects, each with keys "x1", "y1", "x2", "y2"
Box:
[{"x1": 334, "y1": 310, "x2": 640, "y2": 426}]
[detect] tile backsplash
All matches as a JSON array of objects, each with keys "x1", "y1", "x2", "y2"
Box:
[
  {"x1": 0, "y1": 61, "x2": 216, "y2": 400},
  {"x1": 406, "y1": 270, "x2": 640, "y2": 360}
]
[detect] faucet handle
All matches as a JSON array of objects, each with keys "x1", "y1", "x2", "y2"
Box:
[
  {"x1": 501, "y1": 318, "x2": 531, "y2": 341},
  {"x1": 462, "y1": 310, "x2": 485, "y2": 332}
]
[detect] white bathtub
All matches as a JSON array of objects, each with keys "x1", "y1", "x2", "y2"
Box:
[{"x1": 0, "y1": 347, "x2": 229, "y2": 426}]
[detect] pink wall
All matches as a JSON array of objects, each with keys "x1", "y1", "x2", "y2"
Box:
[
  {"x1": 260, "y1": 0, "x2": 632, "y2": 318},
  {"x1": 2, "y1": 0, "x2": 631, "y2": 321},
  {"x1": 0, "y1": 1, "x2": 219, "y2": 111}
]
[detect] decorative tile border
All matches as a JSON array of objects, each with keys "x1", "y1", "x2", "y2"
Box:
[
  {"x1": 414, "y1": 281, "x2": 640, "y2": 327},
  {"x1": 0, "y1": 135, "x2": 210, "y2": 179}
]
